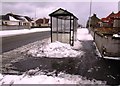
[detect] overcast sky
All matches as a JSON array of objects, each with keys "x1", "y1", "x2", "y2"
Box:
[{"x1": 1, "y1": 1, "x2": 119, "y2": 26}]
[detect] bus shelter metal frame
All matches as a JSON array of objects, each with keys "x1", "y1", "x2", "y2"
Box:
[{"x1": 49, "y1": 8, "x2": 78, "y2": 46}]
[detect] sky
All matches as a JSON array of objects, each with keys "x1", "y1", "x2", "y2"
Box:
[{"x1": 1, "y1": 0, "x2": 119, "y2": 26}]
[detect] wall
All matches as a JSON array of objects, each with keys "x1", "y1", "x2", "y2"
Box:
[
  {"x1": 91, "y1": 30, "x2": 120, "y2": 57},
  {"x1": 100, "y1": 22, "x2": 111, "y2": 28},
  {"x1": 3, "y1": 21, "x2": 19, "y2": 25},
  {"x1": 113, "y1": 19, "x2": 120, "y2": 28},
  {"x1": 0, "y1": 25, "x2": 30, "y2": 30}
]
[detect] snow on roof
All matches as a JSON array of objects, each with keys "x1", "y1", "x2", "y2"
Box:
[
  {"x1": 9, "y1": 16, "x2": 20, "y2": 21},
  {"x1": 101, "y1": 11, "x2": 120, "y2": 22},
  {"x1": 27, "y1": 41, "x2": 84, "y2": 58},
  {"x1": 0, "y1": 28, "x2": 51, "y2": 37},
  {"x1": 19, "y1": 16, "x2": 28, "y2": 22}
]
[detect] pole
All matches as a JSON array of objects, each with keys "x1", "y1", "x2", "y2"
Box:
[
  {"x1": 35, "y1": 8, "x2": 37, "y2": 20},
  {"x1": 51, "y1": 17, "x2": 52, "y2": 42},
  {"x1": 89, "y1": 0, "x2": 92, "y2": 33}
]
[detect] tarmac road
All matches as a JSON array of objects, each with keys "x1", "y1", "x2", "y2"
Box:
[{"x1": 2, "y1": 31, "x2": 50, "y2": 53}]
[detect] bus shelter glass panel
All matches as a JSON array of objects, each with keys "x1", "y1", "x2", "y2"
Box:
[
  {"x1": 52, "y1": 16, "x2": 70, "y2": 44},
  {"x1": 52, "y1": 17, "x2": 57, "y2": 42},
  {"x1": 74, "y1": 18, "x2": 78, "y2": 41}
]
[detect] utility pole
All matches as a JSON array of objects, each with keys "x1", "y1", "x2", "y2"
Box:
[
  {"x1": 89, "y1": 0, "x2": 92, "y2": 33},
  {"x1": 35, "y1": 8, "x2": 37, "y2": 20}
]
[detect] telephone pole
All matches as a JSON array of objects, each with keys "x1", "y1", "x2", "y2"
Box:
[{"x1": 89, "y1": 0, "x2": 92, "y2": 33}]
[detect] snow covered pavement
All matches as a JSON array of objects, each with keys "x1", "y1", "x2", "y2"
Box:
[
  {"x1": 0, "y1": 69, "x2": 106, "y2": 85},
  {"x1": 77, "y1": 28, "x2": 93, "y2": 41},
  {"x1": 26, "y1": 28, "x2": 93, "y2": 58},
  {"x1": 27, "y1": 41, "x2": 84, "y2": 58}
]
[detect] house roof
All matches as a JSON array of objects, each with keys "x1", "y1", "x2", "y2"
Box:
[
  {"x1": 0, "y1": 13, "x2": 33, "y2": 21},
  {"x1": 6, "y1": 13, "x2": 23, "y2": 20},
  {"x1": 101, "y1": 18, "x2": 109, "y2": 22},
  {"x1": 24, "y1": 16, "x2": 33, "y2": 21},
  {"x1": 106, "y1": 12, "x2": 115, "y2": 19},
  {"x1": 49, "y1": 8, "x2": 78, "y2": 20},
  {"x1": 36, "y1": 18, "x2": 49, "y2": 24},
  {"x1": 0, "y1": 15, "x2": 9, "y2": 20},
  {"x1": 90, "y1": 14, "x2": 100, "y2": 21},
  {"x1": 101, "y1": 11, "x2": 120, "y2": 22},
  {"x1": 113, "y1": 11, "x2": 120, "y2": 19},
  {"x1": 101, "y1": 12, "x2": 114, "y2": 22},
  {"x1": 101, "y1": 18, "x2": 113, "y2": 24},
  {"x1": 36, "y1": 18, "x2": 43, "y2": 24}
]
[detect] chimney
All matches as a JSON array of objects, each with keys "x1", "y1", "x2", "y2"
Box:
[{"x1": 93, "y1": 14, "x2": 96, "y2": 17}]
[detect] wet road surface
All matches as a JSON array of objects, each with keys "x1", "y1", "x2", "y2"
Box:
[{"x1": 2, "y1": 31, "x2": 50, "y2": 53}]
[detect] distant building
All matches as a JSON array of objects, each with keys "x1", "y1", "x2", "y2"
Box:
[
  {"x1": 0, "y1": 13, "x2": 34, "y2": 30},
  {"x1": 99, "y1": 11, "x2": 120, "y2": 32},
  {"x1": 86, "y1": 14, "x2": 100, "y2": 28},
  {"x1": 35, "y1": 18, "x2": 49, "y2": 27},
  {"x1": 100, "y1": 12, "x2": 115, "y2": 28}
]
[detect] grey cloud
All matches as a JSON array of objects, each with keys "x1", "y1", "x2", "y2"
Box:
[
  {"x1": 2, "y1": 2, "x2": 35, "y2": 15},
  {"x1": 1, "y1": 2, "x2": 118, "y2": 26}
]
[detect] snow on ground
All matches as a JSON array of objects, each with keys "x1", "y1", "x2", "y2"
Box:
[
  {"x1": 1, "y1": 28, "x2": 107, "y2": 85},
  {"x1": 0, "y1": 69, "x2": 106, "y2": 85},
  {"x1": 26, "y1": 28, "x2": 92, "y2": 58},
  {"x1": 27, "y1": 41, "x2": 84, "y2": 58},
  {"x1": 77, "y1": 28, "x2": 93, "y2": 41},
  {"x1": 0, "y1": 28, "x2": 50, "y2": 37}
]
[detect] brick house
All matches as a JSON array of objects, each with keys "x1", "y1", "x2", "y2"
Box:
[
  {"x1": 86, "y1": 14, "x2": 100, "y2": 28},
  {"x1": 35, "y1": 18, "x2": 49, "y2": 27}
]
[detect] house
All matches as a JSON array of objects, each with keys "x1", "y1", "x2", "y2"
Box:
[
  {"x1": 113, "y1": 11, "x2": 120, "y2": 29},
  {"x1": 86, "y1": 14, "x2": 100, "y2": 29},
  {"x1": 0, "y1": 13, "x2": 34, "y2": 30},
  {"x1": 89, "y1": 12, "x2": 120, "y2": 58},
  {"x1": 91, "y1": 11, "x2": 120, "y2": 34},
  {"x1": 35, "y1": 17, "x2": 49, "y2": 27},
  {"x1": 100, "y1": 11, "x2": 120, "y2": 29},
  {"x1": 100, "y1": 12, "x2": 115, "y2": 28}
]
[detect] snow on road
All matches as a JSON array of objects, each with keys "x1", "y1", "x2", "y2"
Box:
[{"x1": 0, "y1": 28, "x2": 50, "y2": 37}]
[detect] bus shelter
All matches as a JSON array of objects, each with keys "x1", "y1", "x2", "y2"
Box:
[{"x1": 49, "y1": 8, "x2": 78, "y2": 46}]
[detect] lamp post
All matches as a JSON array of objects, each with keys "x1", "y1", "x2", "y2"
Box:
[{"x1": 89, "y1": 0, "x2": 92, "y2": 33}]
